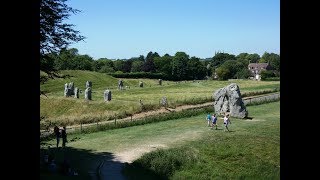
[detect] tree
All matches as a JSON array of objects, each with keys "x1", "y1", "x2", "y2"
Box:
[
  {"x1": 212, "y1": 53, "x2": 236, "y2": 68},
  {"x1": 187, "y1": 57, "x2": 207, "y2": 80},
  {"x1": 260, "y1": 70, "x2": 275, "y2": 80},
  {"x1": 113, "y1": 60, "x2": 125, "y2": 72},
  {"x1": 40, "y1": 0, "x2": 85, "y2": 75},
  {"x1": 154, "y1": 54, "x2": 173, "y2": 79},
  {"x1": 131, "y1": 61, "x2": 144, "y2": 72},
  {"x1": 142, "y1": 51, "x2": 159, "y2": 72},
  {"x1": 216, "y1": 66, "x2": 231, "y2": 80},
  {"x1": 172, "y1": 52, "x2": 189, "y2": 80},
  {"x1": 261, "y1": 52, "x2": 280, "y2": 71}
]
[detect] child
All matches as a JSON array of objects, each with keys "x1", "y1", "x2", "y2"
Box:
[
  {"x1": 206, "y1": 113, "x2": 212, "y2": 127},
  {"x1": 223, "y1": 114, "x2": 231, "y2": 132},
  {"x1": 211, "y1": 114, "x2": 218, "y2": 130}
]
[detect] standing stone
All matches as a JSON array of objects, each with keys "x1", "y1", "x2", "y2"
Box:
[
  {"x1": 104, "y1": 90, "x2": 112, "y2": 101},
  {"x1": 139, "y1": 81, "x2": 143, "y2": 87},
  {"x1": 68, "y1": 82, "x2": 74, "y2": 96},
  {"x1": 74, "y1": 87, "x2": 79, "y2": 98},
  {"x1": 118, "y1": 80, "x2": 124, "y2": 90},
  {"x1": 85, "y1": 87, "x2": 92, "y2": 100},
  {"x1": 159, "y1": 79, "x2": 162, "y2": 86},
  {"x1": 161, "y1": 96, "x2": 168, "y2": 107},
  {"x1": 86, "y1": 81, "x2": 92, "y2": 88},
  {"x1": 64, "y1": 83, "x2": 68, "y2": 97},
  {"x1": 213, "y1": 83, "x2": 248, "y2": 118}
]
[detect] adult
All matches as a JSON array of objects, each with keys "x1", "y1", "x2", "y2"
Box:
[
  {"x1": 211, "y1": 114, "x2": 218, "y2": 130},
  {"x1": 223, "y1": 114, "x2": 231, "y2": 132},
  {"x1": 54, "y1": 126, "x2": 60, "y2": 148},
  {"x1": 61, "y1": 126, "x2": 67, "y2": 148}
]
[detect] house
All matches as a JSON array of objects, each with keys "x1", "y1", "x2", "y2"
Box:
[{"x1": 248, "y1": 62, "x2": 272, "y2": 80}]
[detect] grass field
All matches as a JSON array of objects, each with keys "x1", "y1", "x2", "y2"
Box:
[
  {"x1": 40, "y1": 70, "x2": 280, "y2": 127},
  {"x1": 40, "y1": 101, "x2": 280, "y2": 179}
]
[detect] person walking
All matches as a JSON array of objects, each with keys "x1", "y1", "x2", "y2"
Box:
[
  {"x1": 223, "y1": 114, "x2": 231, "y2": 132},
  {"x1": 54, "y1": 126, "x2": 60, "y2": 148},
  {"x1": 211, "y1": 114, "x2": 218, "y2": 130},
  {"x1": 206, "y1": 113, "x2": 212, "y2": 127},
  {"x1": 61, "y1": 126, "x2": 67, "y2": 148}
]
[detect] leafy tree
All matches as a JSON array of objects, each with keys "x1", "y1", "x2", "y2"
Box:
[
  {"x1": 212, "y1": 52, "x2": 236, "y2": 68},
  {"x1": 53, "y1": 48, "x2": 78, "y2": 70},
  {"x1": 142, "y1": 51, "x2": 159, "y2": 72},
  {"x1": 154, "y1": 54, "x2": 173, "y2": 77},
  {"x1": 261, "y1": 52, "x2": 280, "y2": 71},
  {"x1": 40, "y1": 0, "x2": 85, "y2": 75},
  {"x1": 260, "y1": 70, "x2": 275, "y2": 80},
  {"x1": 131, "y1": 61, "x2": 144, "y2": 72},
  {"x1": 123, "y1": 60, "x2": 133, "y2": 73},
  {"x1": 73, "y1": 54, "x2": 94, "y2": 70},
  {"x1": 216, "y1": 66, "x2": 231, "y2": 80},
  {"x1": 246, "y1": 53, "x2": 260, "y2": 63},
  {"x1": 187, "y1": 57, "x2": 207, "y2": 80},
  {"x1": 235, "y1": 69, "x2": 251, "y2": 79},
  {"x1": 113, "y1": 60, "x2": 125, "y2": 72},
  {"x1": 99, "y1": 65, "x2": 115, "y2": 73},
  {"x1": 172, "y1": 52, "x2": 189, "y2": 80}
]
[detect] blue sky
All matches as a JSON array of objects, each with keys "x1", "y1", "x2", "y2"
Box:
[{"x1": 65, "y1": 0, "x2": 279, "y2": 60}]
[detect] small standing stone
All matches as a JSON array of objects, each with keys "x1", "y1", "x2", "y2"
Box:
[
  {"x1": 139, "y1": 81, "x2": 143, "y2": 87},
  {"x1": 74, "y1": 87, "x2": 79, "y2": 98},
  {"x1": 118, "y1": 80, "x2": 124, "y2": 90},
  {"x1": 159, "y1": 79, "x2": 162, "y2": 86},
  {"x1": 86, "y1": 81, "x2": 92, "y2": 88},
  {"x1": 104, "y1": 90, "x2": 112, "y2": 101},
  {"x1": 85, "y1": 87, "x2": 92, "y2": 100},
  {"x1": 161, "y1": 96, "x2": 168, "y2": 107},
  {"x1": 64, "y1": 83, "x2": 68, "y2": 97}
]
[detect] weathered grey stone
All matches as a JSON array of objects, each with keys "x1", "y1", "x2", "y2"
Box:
[
  {"x1": 85, "y1": 87, "x2": 92, "y2": 100},
  {"x1": 161, "y1": 96, "x2": 168, "y2": 107},
  {"x1": 68, "y1": 82, "x2": 74, "y2": 96},
  {"x1": 64, "y1": 83, "x2": 68, "y2": 97},
  {"x1": 86, "y1": 81, "x2": 92, "y2": 88},
  {"x1": 159, "y1": 79, "x2": 162, "y2": 85},
  {"x1": 74, "y1": 87, "x2": 79, "y2": 98},
  {"x1": 139, "y1": 81, "x2": 143, "y2": 87},
  {"x1": 118, "y1": 80, "x2": 124, "y2": 90},
  {"x1": 213, "y1": 83, "x2": 248, "y2": 118},
  {"x1": 104, "y1": 90, "x2": 111, "y2": 101}
]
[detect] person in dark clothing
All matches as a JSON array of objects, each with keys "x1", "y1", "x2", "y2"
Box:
[
  {"x1": 61, "y1": 126, "x2": 67, "y2": 148},
  {"x1": 54, "y1": 126, "x2": 60, "y2": 148}
]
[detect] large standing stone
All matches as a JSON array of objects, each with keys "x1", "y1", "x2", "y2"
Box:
[
  {"x1": 104, "y1": 90, "x2": 111, "y2": 101},
  {"x1": 139, "y1": 81, "x2": 143, "y2": 87},
  {"x1": 159, "y1": 79, "x2": 162, "y2": 86},
  {"x1": 213, "y1": 83, "x2": 248, "y2": 118},
  {"x1": 74, "y1": 87, "x2": 79, "y2": 98},
  {"x1": 85, "y1": 87, "x2": 92, "y2": 100},
  {"x1": 118, "y1": 80, "x2": 124, "y2": 90}
]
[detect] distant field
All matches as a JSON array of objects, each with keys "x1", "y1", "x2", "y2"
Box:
[{"x1": 40, "y1": 70, "x2": 280, "y2": 126}]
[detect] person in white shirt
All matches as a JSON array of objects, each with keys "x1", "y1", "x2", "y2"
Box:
[{"x1": 223, "y1": 114, "x2": 231, "y2": 132}]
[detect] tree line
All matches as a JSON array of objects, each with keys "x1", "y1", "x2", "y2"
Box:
[
  {"x1": 40, "y1": 0, "x2": 280, "y2": 82},
  {"x1": 41, "y1": 48, "x2": 280, "y2": 81}
]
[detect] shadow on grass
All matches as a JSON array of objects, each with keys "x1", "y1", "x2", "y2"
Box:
[
  {"x1": 122, "y1": 162, "x2": 168, "y2": 180},
  {"x1": 40, "y1": 146, "x2": 125, "y2": 180}
]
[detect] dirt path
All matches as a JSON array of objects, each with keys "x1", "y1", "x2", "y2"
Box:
[
  {"x1": 40, "y1": 92, "x2": 280, "y2": 137},
  {"x1": 97, "y1": 129, "x2": 204, "y2": 180},
  {"x1": 94, "y1": 92, "x2": 280, "y2": 180}
]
